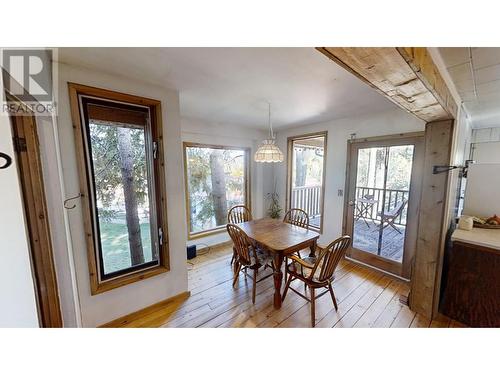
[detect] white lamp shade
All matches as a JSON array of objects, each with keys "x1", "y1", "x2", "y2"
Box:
[{"x1": 254, "y1": 139, "x2": 284, "y2": 163}]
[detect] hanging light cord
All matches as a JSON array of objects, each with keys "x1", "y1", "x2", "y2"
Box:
[{"x1": 268, "y1": 101, "x2": 275, "y2": 140}]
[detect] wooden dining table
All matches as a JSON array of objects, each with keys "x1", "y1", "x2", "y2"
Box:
[{"x1": 236, "y1": 217, "x2": 320, "y2": 309}]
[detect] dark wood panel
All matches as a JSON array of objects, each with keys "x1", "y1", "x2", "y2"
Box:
[{"x1": 440, "y1": 241, "x2": 500, "y2": 327}]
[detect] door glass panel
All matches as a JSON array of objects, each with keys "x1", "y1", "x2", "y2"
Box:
[{"x1": 352, "y1": 145, "x2": 415, "y2": 263}]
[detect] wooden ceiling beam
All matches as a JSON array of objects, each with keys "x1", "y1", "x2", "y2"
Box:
[{"x1": 317, "y1": 47, "x2": 457, "y2": 122}]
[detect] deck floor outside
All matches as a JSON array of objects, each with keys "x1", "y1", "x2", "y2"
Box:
[{"x1": 352, "y1": 220, "x2": 405, "y2": 262}]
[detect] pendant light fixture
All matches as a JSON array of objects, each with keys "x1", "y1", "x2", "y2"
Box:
[{"x1": 254, "y1": 102, "x2": 284, "y2": 163}]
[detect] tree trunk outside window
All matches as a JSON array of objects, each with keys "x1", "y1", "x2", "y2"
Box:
[
  {"x1": 210, "y1": 150, "x2": 228, "y2": 226},
  {"x1": 117, "y1": 127, "x2": 145, "y2": 266},
  {"x1": 295, "y1": 148, "x2": 307, "y2": 187}
]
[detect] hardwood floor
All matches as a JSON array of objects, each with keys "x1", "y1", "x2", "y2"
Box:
[{"x1": 108, "y1": 244, "x2": 464, "y2": 328}]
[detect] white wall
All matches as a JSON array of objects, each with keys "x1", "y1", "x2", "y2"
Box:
[
  {"x1": 35, "y1": 114, "x2": 80, "y2": 327},
  {"x1": 452, "y1": 108, "x2": 473, "y2": 165},
  {"x1": 54, "y1": 63, "x2": 188, "y2": 327},
  {"x1": 463, "y1": 163, "x2": 500, "y2": 217},
  {"x1": 182, "y1": 117, "x2": 272, "y2": 248},
  {"x1": 471, "y1": 127, "x2": 500, "y2": 163},
  {"x1": 274, "y1": 108, "x2": 425, "y2": 246},
  {"x1": 0, "y1": 110, "x2": 40, "y2": 327}
]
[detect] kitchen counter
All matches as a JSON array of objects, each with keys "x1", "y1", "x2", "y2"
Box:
[{"x1": 451, "y1": 227, "x2": 500, "y2": 251}]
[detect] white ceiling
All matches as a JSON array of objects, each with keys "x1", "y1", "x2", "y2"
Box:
[
  {"x1": 57, "y1": 48, "x2": 396, "y2": 130},
  {"x1": 439, "y1": 47, "x2": 500, "y2": 128}
]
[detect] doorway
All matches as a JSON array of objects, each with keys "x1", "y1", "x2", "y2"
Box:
[
  {"x1": 286, "y1": 132, "x2": 327, "y2": 232},
  {"x1": 344, "y1": 133, "x2": 424, "y2": 279}
]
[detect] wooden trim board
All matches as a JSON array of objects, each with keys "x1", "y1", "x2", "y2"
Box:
[
  {"x1": 8, "y1": 98, "x2": 63, "y2": 327},
  {"x1": 100, "y1": 291, "x2": 191, "y2": 328}
]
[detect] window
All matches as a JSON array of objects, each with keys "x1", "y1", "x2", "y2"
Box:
[
  {"x1": 69, "y1": 83, "x2": 169, "y2": 295},
  {"x1": 183, "y1": 143, "x2": 250, "y2": 238},
  {"x1": 286, "y1": 132, "x2": 327, "y2": 232}
]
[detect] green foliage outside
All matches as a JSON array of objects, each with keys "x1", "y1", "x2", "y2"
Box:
[
  {"x1": 186, "y1": 147, "x2": 246, "y2": 233},
  {"x1": 90, "y1": 123, "x2": 148, "y2": 212},
  {"x1": 356, "y1": 145, "x2": 414, "y2": 191},
  {"x1": 99, "y1": 220, "x2": 152, "y2": 274},
  {"x1": 89, "y1": 121, "x2": 153, "y2": 273}
]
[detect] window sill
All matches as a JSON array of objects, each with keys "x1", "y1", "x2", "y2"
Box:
[
  {"x1": 91, "y1": 265, "x2": 170, "y2": 295},
  {"x1": 188, "y1": 226, "x2": 227, "y2": 240}
]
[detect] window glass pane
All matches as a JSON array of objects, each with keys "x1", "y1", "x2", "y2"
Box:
[
  {"x1": 290, "y1": 135, "x2": 325, "y2": 229},
  {"x1": 88, "y1": 116, "x2": 157, "y2": 277},
  {"x1": 185, "y1": 146, "x2": 247, "y2": 234}
]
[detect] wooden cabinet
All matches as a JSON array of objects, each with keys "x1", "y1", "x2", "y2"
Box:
[{"x1": 440, "y1": 240, "x2": 500, "y2": 327}]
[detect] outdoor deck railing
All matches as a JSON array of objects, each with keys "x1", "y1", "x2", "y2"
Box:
[
  {"x1": 291, "y1": 185, "x2": 322, "y2": 218},
  {"x1": 355, "y1": 186, "x2": 409, "y2": 226}
]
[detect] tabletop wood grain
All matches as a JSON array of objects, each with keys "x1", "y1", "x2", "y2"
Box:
[{"x1": 236, "y1": 217, "x2": 319, "y2": 252}]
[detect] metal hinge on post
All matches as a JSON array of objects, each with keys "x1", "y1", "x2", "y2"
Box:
[
  {"x1": 158, "y1": 227, "x2": 163, "y2": 246},
  {"x1": 14, "y1": 137, "x2": 27, "y2": 152},
  {"x1": 153, "y1": 141, "x2": 158, "y2": 159}
]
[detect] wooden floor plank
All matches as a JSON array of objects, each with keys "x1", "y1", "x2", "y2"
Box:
[
  {"x1": 429, "y1": 314, "x2": 451, "y2": 328},
  {"x1": 279, "y1": 264, "x2": 376, "y2": 327},
  {"x1": 315, "y1": 269, "x2": 385, "y2": 328},
  {"x1": 372, "y1": 283, "x2": 409, "y2": 328},
  {"x1": 102, "y1": 244, "x2": 456, "y2": 328},
  {"x1": 410, "y1": 313, "x2": 431, "y2": 328},
  {"x1": 333, "y1": 276, "x2": 394, "y2": 328},
  {"x1": 354, "y1": 280, "x2": 404, "y2": 328}
]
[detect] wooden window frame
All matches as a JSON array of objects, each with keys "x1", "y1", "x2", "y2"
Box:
[
  {"x1": 286, "y1": 131, "x2": 328, "y2": 233},
  {"x1": 183, "y1": 142, "x2": 251, "y2": 240},
  {"x1": 68, "y1": 83, "x2": 170, "y2": 295}
]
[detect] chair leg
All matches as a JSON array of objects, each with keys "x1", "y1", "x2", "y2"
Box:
[
  {"x1": 328, "y1": 282, "x2": 338, "y2": 310},
  {"x1": 310, "y1": 287, "x2": 316, "y2": 327},
  {"x1": 281, "y1": 273, "x2": 293, "y2": 302},
  {"x1": 388, "y1": 220, "x2": 402, "y2": 234},
  {"x1": 232, "y1": 262, "x2": 241, "y2": 287},
  {"x1": 230, "y1": 247, "x2": 236, "y2": 265},
  {"x1": 252, "y1": 268, "x2": 258, "y2": 304},
  {"x1": 283, "y1": 258, "x2": 287, "y2": 284}
]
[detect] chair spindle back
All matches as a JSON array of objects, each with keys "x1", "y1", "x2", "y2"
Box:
[
  {"x1": 226, "y1": 223, "x2": 252, "y2": 265},
  {"x1": 315, "y1": 235, "x2": 351, "y2": 282},
  {"x1": 227, "y1": 205, "x2": 252, "y2": 225},
  {"x1": 283, "y1": 208, "x2": 309, "y2": 229}
]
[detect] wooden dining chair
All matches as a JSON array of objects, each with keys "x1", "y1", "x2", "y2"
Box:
[
  {"x1": 282, "y1": 235, "x2": 351, "y2": 327},
  {"x1": 283, "y1": 208, "x2": 309, "y2": 228},
  {"x1": 226, "y1": 223, "x2": 274, "y2": 304},
  {"x1": 283, "y1": 208, "x2": 310, "y2": 283},
  {"x1": 227, "y1": 205, "x2": 253, "y2": 265}
]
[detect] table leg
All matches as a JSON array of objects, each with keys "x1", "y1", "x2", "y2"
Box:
[
  {"x1": 272, "y1": 252, "x2": 284, "y2": 309},
  {"x1": 308, "y1": 240, "x2": 317, "y2": 258}
]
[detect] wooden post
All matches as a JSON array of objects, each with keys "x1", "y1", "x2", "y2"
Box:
[{"x1": 409, "y1": 119, "x2": 454, "y2": 318}]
